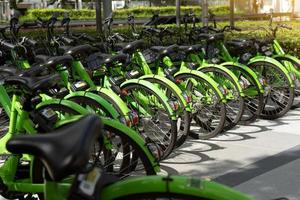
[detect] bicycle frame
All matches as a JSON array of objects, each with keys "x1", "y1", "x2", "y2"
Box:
[
  {"x1": 0, "y1": 91, "x2": 160, "y2": 197},
  {"x1": 0, "y1": 93, "x2": 84, "y2": 194}
]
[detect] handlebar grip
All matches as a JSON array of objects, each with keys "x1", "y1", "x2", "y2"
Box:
[
  {"x1": 0, "y1": 40, "x2": 16, "y2": 50},
  {"x1": 115, "y1": 34, "x2": 125, "y2": 41},
  {"x1": 25, "y1": 38, "x2": 37, "y2": 47},
  {"x1": 83, "y1": 34, "x2": 96, "y2": 42},
  {"x1": 60, "y1": 36, "x2": 74, "y2": 45}
]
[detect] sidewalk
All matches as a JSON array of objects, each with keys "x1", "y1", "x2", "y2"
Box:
[{"x1": 161, "y1": 108, "x2": 300, "y2": 199}]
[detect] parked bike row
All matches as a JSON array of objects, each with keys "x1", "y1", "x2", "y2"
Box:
[{"x1": 0, "y1": 11, "x2": 297, "y2": 199}]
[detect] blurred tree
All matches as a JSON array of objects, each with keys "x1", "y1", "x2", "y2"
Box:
[{"x1": 9, "y1": 0, "x2": 17, "y2": 9}]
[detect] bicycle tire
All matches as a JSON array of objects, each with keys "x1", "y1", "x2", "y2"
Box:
[
  {"x1": 0, "y1": 106, "x2": 9, "y2": 139},
  {"x1": 225, "y1": 65, "x2": 264, "y2": 124},
  {"x1": 121, "y1": 83, "x2": 177, "y2": 160},
  {"x1": 141, "y1": 77, "x2": 191, "y2": 148},
  {"x1": 250, "y1": 61, "x2": 294, "y2": 119},
  {"x1": 200, "y1": 67, "x2": 245, "y2": 131},
  {"x1": 176, "y1": 73, "x2": 226, "y2": 139}
]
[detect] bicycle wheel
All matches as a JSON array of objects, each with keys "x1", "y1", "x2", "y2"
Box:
[
  {"x1": 276, "y1": 58, "x2": 300, "y2": 107},
  {"x1": 200, "y1": 67, "x2": 244, "y2": 131},
  {"x1": 176, "y1": 73, "x2": 226, "y2": 139},
  {"x1": 141, "y1": 77, "x2": 191, "y2": 148},
  {"x1": 121, "y1": 83, "x2": 177, "y2": 160},
  {"x1": 97, "y1": 123, "x2": 157, "y2": 178},
  {"x1": 250, "y1": 62, "x2": 294, "y2": 119},
  {"x1": 226, "y1": 65, "x2": 264, "y2": 124},
  {"x1": 0, "y1": 107, "x2": 9, "y2": 139}
]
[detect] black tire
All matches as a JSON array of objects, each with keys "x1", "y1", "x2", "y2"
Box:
[
  {"x1": 249, "y1": 62, "x2": 294, "y2": 119},
  {"x1": 142, "y1": 77, "x2": 191, "y2": 148},
  {"x1": 226, "y1": 65, "x2": 264, "y2": 124},
  {"x1": 121, "y1": 83, "x2": 177, "y2": 160},
  {"x1": 0, "y1": 107, "x2": 9, "y2": 139},
  {"x1": 115, "y1": 192, "x2": 212, "y2": 200},
  {"x1": 176, "y1": 73, "x2": 226, "y2": 139},
  {"x1": 98, "y1": 124, "x2": 157, "y2": 177},
  {"x1": 200, "y1": 67, "x2": 245, "y2": 131}
]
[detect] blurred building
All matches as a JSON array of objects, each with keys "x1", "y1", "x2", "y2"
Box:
[{"x1": 236, "y1": 0, "x2": 296, "y2": 14}]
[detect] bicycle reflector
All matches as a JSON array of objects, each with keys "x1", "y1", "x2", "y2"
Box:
[
  {"x1": 182, "y1": 91, "x2": 192, "y2": 103},
  {"x1": 218, "y1": 85, "x2": 229, "y2": 95},
  {"x1": 119, "y1": 111, "x2": 139, "y2": 126},
  {"x1": 175, "y1": 79, "x2": 183, "y2": 84},
  {"x1": 129, "y1": 110, "x2": 139, "y2": 125},
  {"x1": 258, "y1": 76, "x2": 267, "y2": 86},
  {"x1": 239, "y1": 76, "x2": 251, "y2": 89},
  {"x1": 119, "y1": 115, "x2": 131, "y2": 126},
  {"x1": 289, "y1": 72, "x2": 296, "y2": 81},
  {"x1": 168, "y1": 98, "x2": 180, "y2": 111}
]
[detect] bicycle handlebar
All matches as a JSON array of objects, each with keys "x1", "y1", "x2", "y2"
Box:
[
  {"x1": 60, "y1": 35, "x2": 74, "y2": 45},
  {"x1": 23, "y1": 37, "x2": 37, "y2": 47},
  {"x1": 0, "y1": 40, "x2": 16, "y2": 50}
]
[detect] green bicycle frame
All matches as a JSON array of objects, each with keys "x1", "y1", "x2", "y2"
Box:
[{"x1": 0, "y1": 94, "x2": 159, "y2": 196}]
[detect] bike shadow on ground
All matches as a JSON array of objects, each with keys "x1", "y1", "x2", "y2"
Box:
[{"x1": 161, "y1": 122, "x2": 270, "y2": 165}]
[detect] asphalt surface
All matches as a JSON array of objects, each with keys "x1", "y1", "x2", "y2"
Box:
[{"x1": 161, "y1": 107, "x2": 300, "y2": 200}]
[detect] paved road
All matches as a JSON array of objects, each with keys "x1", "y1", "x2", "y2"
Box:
[{"x1": 161, "y1": 108, "x2": 300, "y2": 200}]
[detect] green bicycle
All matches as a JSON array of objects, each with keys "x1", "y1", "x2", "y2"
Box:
[{"x1": 5, "y1": 114, "x2": 253, "y2": 200}]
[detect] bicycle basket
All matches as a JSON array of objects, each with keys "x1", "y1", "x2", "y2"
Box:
[
  {"x1": 84, "y1": 52, "x2": 106, "y2": 71},
  {"x1": 168, "y1": 51, "x2": 186, "y2": 62},
  {"x1": 142, "y1": 49, "x2": 158, "y2": 64}
]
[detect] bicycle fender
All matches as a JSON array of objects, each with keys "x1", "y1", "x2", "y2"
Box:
[
  {"x1": 64, "y1": 91, "x2": 120, "y2": 120},
  {"x1": 198, "y1": 64, "x2": 244, "y2": 97},
  {"x1": 248, "y1": 56, "x2": 294, "y2": 87},
  {"x1": 139, "y1": 74, "x2": 191, "y2": 111},
  {"x1": 174, "y1": 69, "x2": 226, "y2": 103},
  {"x1": 53, "y1": 116, "x2": 160, "y2": 174},
  {"x1": 95, "y1": 87, "x2": 131, "y2": 117},
  {"x1": 120, "y1": 79, "x2": 176, "y2": 119},
  {"x1": 273, "y1": 54, "x2": 300, "y2": 68},
  {"x1": 36, "y1": 99, "x2": 90, "y2": 115},
  {"x1": 220, "y1": 61, "x2": 264, "y2": 93},
  {"x1": 100, "y1": 176, "x2": 252, "y2": 200}
]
